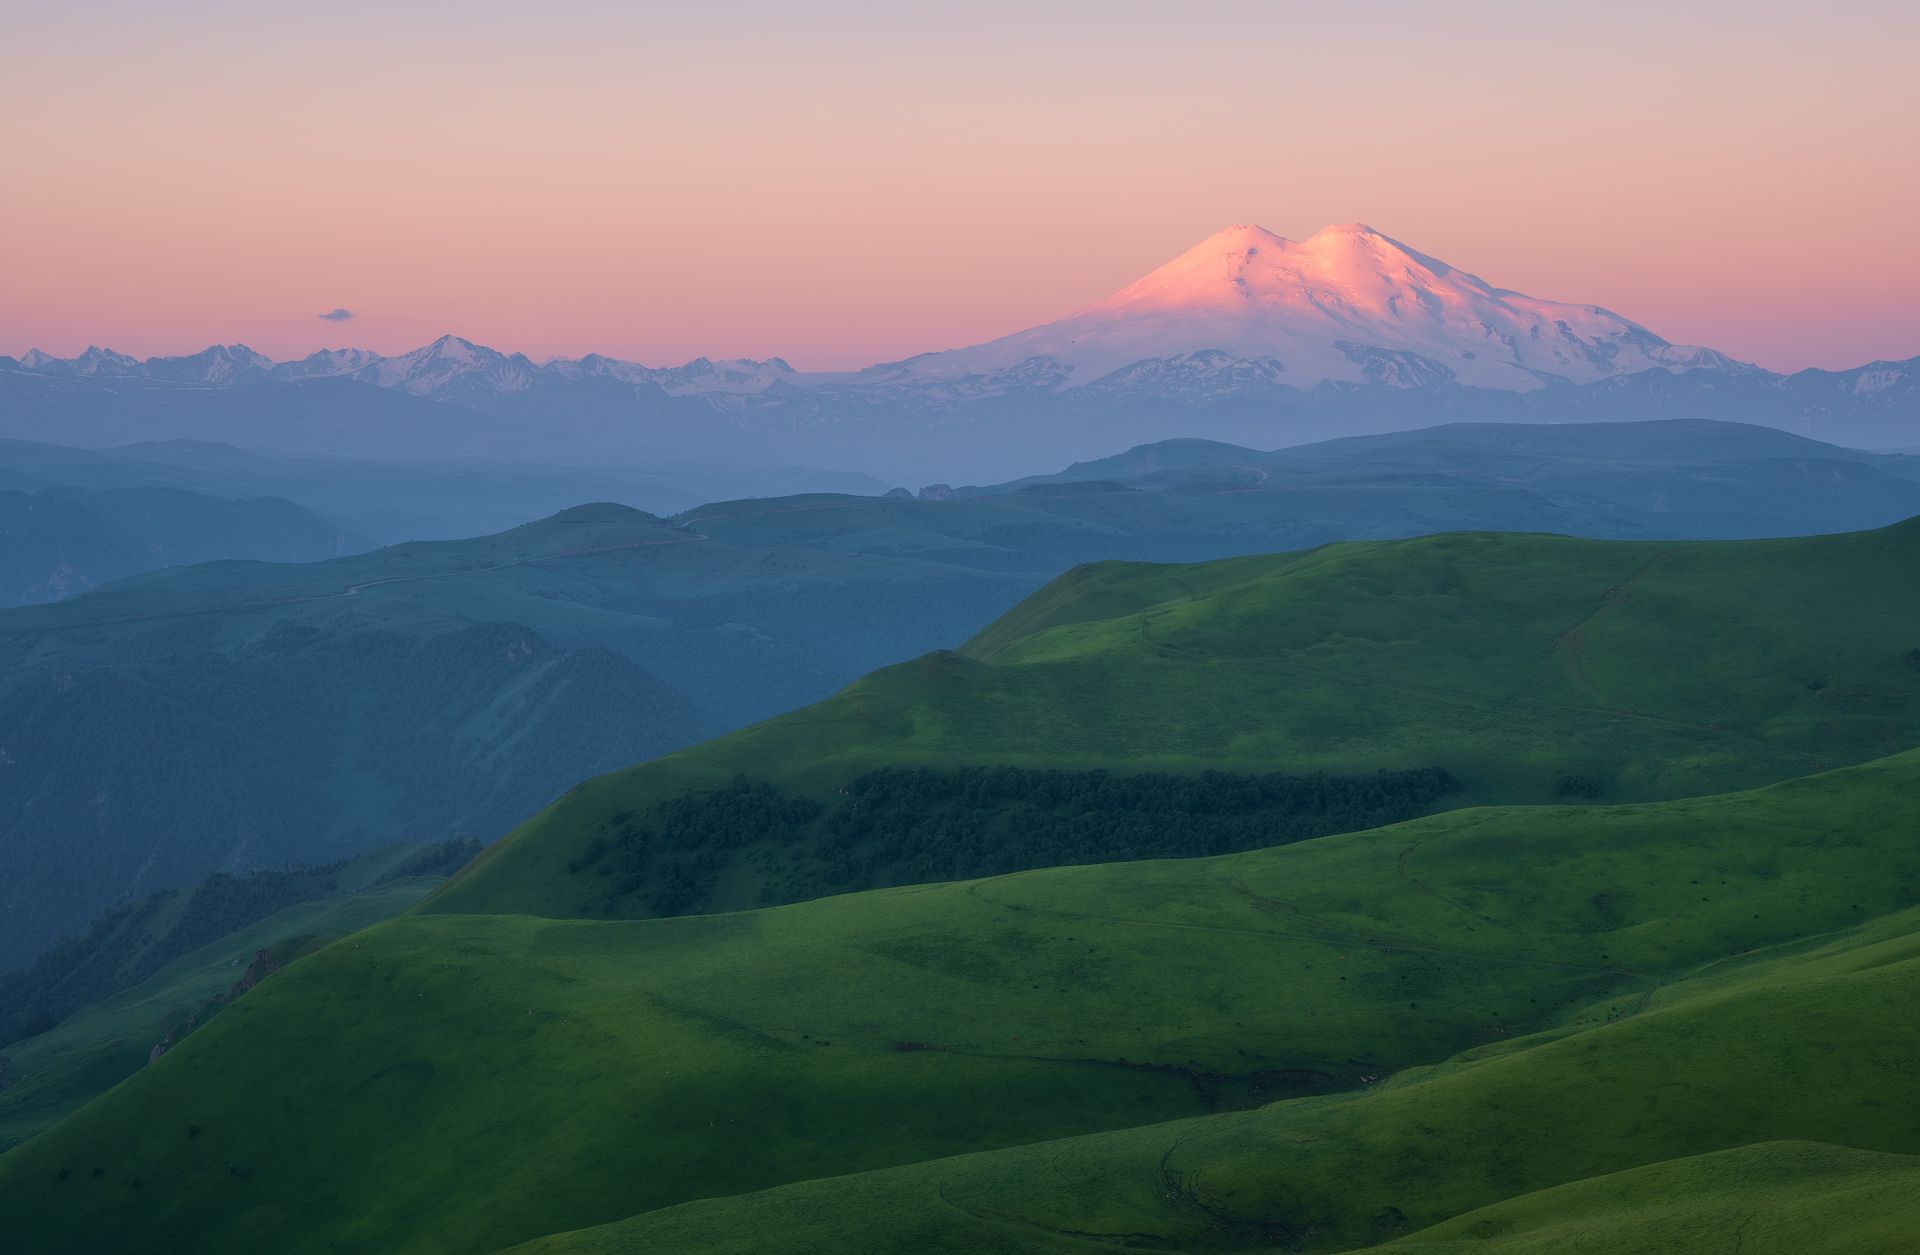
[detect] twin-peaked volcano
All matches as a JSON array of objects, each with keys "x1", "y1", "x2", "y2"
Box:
[
  {"x1": 0, "y1": 223, "x2": 1765, "y2": 400},
  {"x1": 10, "y1": 221, "x2": 1911, "y2": 480},
  {"x1": 872, "y1": 223, "x2": 1732, "y2": 391}
]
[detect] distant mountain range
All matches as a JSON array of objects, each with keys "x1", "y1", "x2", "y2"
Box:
[
  {"x1": 0, "y1": 485, "x2": 370, "y2": 606},
  {"x1": 4, "y1": 223, "x2": 1915, "y2": 481},
  {"x1": 0, "y1": 436, "x2": 887, "y2": 545}
]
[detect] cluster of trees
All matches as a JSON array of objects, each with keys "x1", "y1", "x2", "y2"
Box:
[
  {"x1": 578, "y1": 783, "x2": 824, "y2": 914},
  {"x1": 579, "y1": 765, "x2": 1457, "y2": 917},
  {"x1": 811, "y1": 765, "x2": 1459, "y2": 888},
  {"x1": 1554, "y1": 773, "x2": 1610, "y2": 799}
]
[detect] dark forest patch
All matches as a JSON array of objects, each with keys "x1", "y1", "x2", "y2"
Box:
[{"x1": 576, "y1": 765, "x2": 1458, "y2": 916}]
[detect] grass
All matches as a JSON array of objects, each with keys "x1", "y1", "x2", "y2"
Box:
[
  {"x1": 503, "y1": 894, "x2": 1920, "y2": 1253},
  {"x1": 8, "y1": 519, "x2": 1920, "y2": 1251},
  {"x1": 432, "y1": 519, "x2": 1920, "y2": 921},
  {"x1": 0, "y1": 860, "x2": 450, "y2": 1151},
  {"x1": 15, "y1": 483, "x2": 1920, "y2": 967},
  {"x1": 1386, "y1": 1141, "x2": 1920, "y2": 1253},
  {"x1": 3, "y1": 745, "x2": 1917, "y2": 1252}
]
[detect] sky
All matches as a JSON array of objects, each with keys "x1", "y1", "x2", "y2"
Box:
[{"x1": 3, "y1": 0, "x2": 1917, "y2": 372}]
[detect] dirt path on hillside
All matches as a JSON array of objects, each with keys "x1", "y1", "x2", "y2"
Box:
[{"x1": 1551, "y1": 546, "x2": 1699, "y2": 709}]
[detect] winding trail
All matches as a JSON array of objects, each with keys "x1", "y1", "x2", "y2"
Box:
[{"x1": 1551, "y1": 545, "x2": 1701, "y2": 709}]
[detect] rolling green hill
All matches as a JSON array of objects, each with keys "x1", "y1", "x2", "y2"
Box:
[
  {"x1": 1384, "y1": 1142, "x2": 1920, "y2": 1254},
  {"x1": 430, "y1": 519, "x2": 1920, "y2": 922},
  {"x1": 502, "y1": 887, "x2": 1920, "y2": 1254},
  {"x1": 0, "y1": 839, "x2": 474, "y2": 1048},
  {"x1": 0, "y1": 843, "x2": 465, "y2": 1151},
  {"x1": 7, "y1": 485, "x2": 1920, "y2": 1251},
  {"x1": 1, "y1": 743, "x2": 1916, "y2": 1253},
  {"x1": 11, "y1": 420, "x2": 1918, "y2": 973},
  {"x1": 5, "y1": 520, "x2": 1920, "y2": 1251},
  {"x1": 512, "y1": 1143, "x2": 1920, "y2": 1255}
]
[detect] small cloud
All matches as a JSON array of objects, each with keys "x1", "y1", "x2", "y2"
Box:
[{"x1": 316, "y1": 307, "x2": 355, "y2": 322}]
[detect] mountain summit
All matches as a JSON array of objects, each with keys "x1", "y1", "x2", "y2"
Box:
[
  {"x1": 0, "y1": 223, "x2": 1781, "y2": 401},
  {"x1": 8, "y1": 221, "x2": 1912, "y2": 479},
  {"x1": 876, "y1": 222, "x2": 1729, "y2": 391}
]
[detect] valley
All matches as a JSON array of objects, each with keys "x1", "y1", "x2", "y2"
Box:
[
  {"x1": 7, "y1": 418, "x2": 1917, "y2": 970},
  {"x1": 3, "y1": 517, "x2": 1918, "y2": 1251}
]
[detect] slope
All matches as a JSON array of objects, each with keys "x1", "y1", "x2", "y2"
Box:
[
  {"x1": 0, "y1": 843, "x2": 468, "y2": 1150},
  {"x1": 500, "y1": 891, "x2": 1920, "y2": 1254},
  {"x1": 885, "y1": 223, "x2": 1723, "y2": 392},
  {"x1": 0, "y1": 484, "x2": 370, "y2": 605},
  {"x1": 430, "y1": 517, "x2": 1920, "y2": 922},
  {"x1": 1008, "y1": 419, "x2": 1920, "y2": 542},
  {"x1": 0, "y1": 435, "x2": 888, "y2": 541},
  {"x1": 0, "y1": 506, "x2": 728, "y2": 969},
  {"x1": 20, "y1": 432, "x2": 1913, "y2": 971},
  {"x1": 1384, "y1": 1142, "x2": 1920, "y2": 1254},
  {"x1": 2, "y1": 743, "x2": 1917, "y2": 1253}
]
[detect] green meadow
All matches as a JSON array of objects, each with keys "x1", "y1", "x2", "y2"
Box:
[
  {"x1": 0, "y1": 847, "x2": 455, "y2": 1151},
  {"x1": 4, "y1": 518, "x2": 1919, "y2": 1251},
  {"x1": 434, "y1": 520, "x2": 1920, "y2": 921},
  {"x1": 4, "y1": 747, "x2": 1918, "y2": 1251}
]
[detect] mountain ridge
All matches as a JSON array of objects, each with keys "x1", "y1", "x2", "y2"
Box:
[
  {"x1": 0, "y1": 223, "x2": 1772, "y2": 396},
  {"x1": 4, "y1": 223, "x2": 1914, "y2": 481}
]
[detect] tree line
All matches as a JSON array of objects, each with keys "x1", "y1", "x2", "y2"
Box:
[{"x1": 574, "y1": 764, "x2": 1458, "y2": 916}]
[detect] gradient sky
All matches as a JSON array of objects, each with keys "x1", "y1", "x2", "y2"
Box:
[{"x1": 3, "y1": 0, "x2": 1916, "y2": 371}]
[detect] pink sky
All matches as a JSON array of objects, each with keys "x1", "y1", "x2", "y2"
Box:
[{"x1": 3, "y1": 1, "x2": 1916, "y2": 372}]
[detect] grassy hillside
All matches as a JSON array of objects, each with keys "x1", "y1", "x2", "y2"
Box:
[
  {"x1": 0, "y1": 840, "x2": 474, "y2": 1048},
  {"x1": 0, "y1": 503, "x2": 1033, "y2": 968},
  {"x1": 512, "y1": 1144, "x2": 1920, "y2": 1255},
  {"x1": 2, "y1": 745, "x2": 1916, "y2": 1253},
  {"x1": 504, "y1": 903, "x2": 1920, "y2": 1254},
  {"x1": 0, "y1": 846, "x2": 460, "y2": 1151},
  {"x1": 1386, "y1": 1142, "x2": 1920, "y2": 1253},
  {"x1": 12, "y1": 423, "x2": 1917, "y2": 970},
  {"x1": 431, "y1": 519, "x2": 1920, "y2": 922}
]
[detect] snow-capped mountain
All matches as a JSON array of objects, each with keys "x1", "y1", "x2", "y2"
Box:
[
  {"x1": 273, "y1": 347, "x2": 387, "y2": 381},
  {"x1": 16, "y1": 345, "x2": 144, "y2": 376},
  {"x1": 1789, "y1": 357, "x2": 1920, "y2": 411},
  {"x1": 2, "y1": 223, "x2": 1911, "y2": 479},
  {"x1": 862, "y1": 223, "x2": 1741, "y2": 393},
  {"x1": 541, "y1": 353, "x2": 801, "y2": 397},
  {"x1": 346, "y1": 335, "x2": 542, "y2": 398},
  {"x1": 141, "y1": 344, "x2": 276, "y2": 385},
  {"x1": 1, "y1": 223, "x2": 1760, "y2": 404}
]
